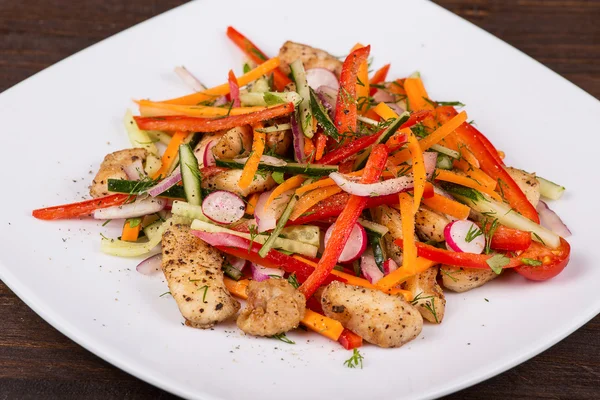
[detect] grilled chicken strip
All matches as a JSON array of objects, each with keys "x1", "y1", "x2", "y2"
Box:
[
  {"x1": 321, "y1": 282, "x2": 423, "y2": 348},
  {"x1": 202, "y1": 168, "x2": 276, "y2": 197},
  {"x1": 403, "y1": 266, "x2": 446, "y2": 324},
  {"x1": 278, "y1": 41, "x2": 342, "y2": 77},
  {"x1": 505, "y1": 167, "x2": 540, "y2": 208},
  {"x1": 213, "y1": 126, "x2": 253, "y2": 160},
  {"x1": 266, "y1": 129, "x2": 292, "y2": 156},
  {"x1": 194, "y1": 133, "x2": 223, "y2": 168},
  {"x1": 162, "y1": 224, "x2": 240, "y2": 329},
  {"x1": 237, "y1": 279, "x2": 306, "y2": 336},
  {"x1": 440, "y1": 266, "x2": 498, "y2": 293},
  {"x1": 90, "y1": 148, "x2": 147, "y2": 198}
]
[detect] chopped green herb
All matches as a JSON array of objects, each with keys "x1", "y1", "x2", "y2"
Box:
[
  {"x1": 272, "y1": 171, "x2": 285, "y2": 184},
  {"x1": 521, "y1": 258, "x2": 542, "y2": 266},
  {"x1": 486, "y1": 253, "x2": 509, "y2": 274},
  {"x1": 465, "y1": 224, "x2": 484, "y2": 243},
  {"x1": 270, "y1": 332, "x2": 295, "y2": 344},
  {"x1": 343, "y1": 349, "x2": 364, "y2": 369},
  {"x1": 531, "y1": 232, "x2": 546, "y2": 245},
  {"x1": 287, "y1": 273, "x2": 300, "y2": 289},
  {"x1": 102, "y1": 219, "x2": 112, "y2": 227},
  {"x1": 243, "y1": 63, "x2": 251, "y2": 74},
  {"x1": 159, "y1": 291, "x2": 172, "y2": 297},
  {"x1": 263, "y1": 92, "x2": 285, "y2": 106},
  {"x1": 127, "y1": 218, "x2": 142, "y2": 228}
]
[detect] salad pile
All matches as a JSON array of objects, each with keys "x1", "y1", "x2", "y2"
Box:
[{"x1": 33, "y1": 27, "x2": 572, "y2": 354}]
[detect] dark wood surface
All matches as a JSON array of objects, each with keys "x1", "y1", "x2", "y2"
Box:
[{"x1": 1, "y1": 0, "x2": 599, "y2": 398}]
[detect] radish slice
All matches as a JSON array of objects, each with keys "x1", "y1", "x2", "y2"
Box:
[
  {"x1": 203, "y1": 140, "x2": 217, "y2": 167},
  {"x1": 383, "y1": 258, "x2": 399, "y2": 275},
  {"x1": 136, "y1": 253, "x2": 162, "y2": 276},
  {"x1": 226, "y1": 255, "x2": 247, "y2": 271},
  {"x1": 444, "y1": 220, "x2": 485, "y2": 254},
  {"x1": 537, "y1": 201, "x2": 571, "y2": 238},
  {"x1": 94, "y1": 197, "x2": 166, "y2": 220},
  {"x1": 254, "y1": 190, "x2": 293, "y2": 233},
  {"x1": 306, "y1": 68, "x2": 340, "y2": 91},
  {"x1": 201, "y1": 191, "x2": 245, "y2": 224},
  {"x1": 123, "y1": 158, "x2": 145, "y2": 181},
  {"x1": 324, "y1": 222, "x2": 367, "y2": 263},
  {"x1": 360, "y1": 248, "x2": 383, "y2": 284},
  {"x1": 251, "y1": 263, "x2": 285, "y2": 282}
]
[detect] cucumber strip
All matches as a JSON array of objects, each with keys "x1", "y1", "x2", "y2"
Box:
[
  {"x1": 358, "y1": 218, "x2": 389, "y2": 237},
  {"x1": 430, "y1": 144, "x2": 460, "y2": 159},
  {"x1": 124, "y1": 109, "x2": 161, "y2": 176},
  {"x1": 171, "y1": 200, "x2": 210, "y2": 223},
  {"x1": 215, "y1": 158, "x2": 337, "y2": 176},
  {"x1": 179, "y1": 144, "x2": 202, "y2": 205},
  {"x1": 107, "y1": 179, "x2": 212, "y2": 200},
  {"x1": 258, "y1": 194, "x2": 298, "y2": 257},
  {"x1": 442, "y1": 183, "x2": 561, "y2": 249},
  {"x1": 353, "y1": 112, "x2": 410, "y2": 170},
  {"x1": 537, "y1": 176, "x2": 565, "y2": 200},
  {"x1": 436, "y1": 153, "x2": 453, "y2": 170},
  {"x1": 240, "y1": 91, "x2": 301, "y2": 107},
  {"x1": 250, "y1": 76, "x2": 270, "y2": 93},
  {"x1": 290, "y1": 59, "x2": 314, "y2": 138},
  {"x1": 279, "y1": 225, "x2": 320, "y2": 247},
  {"x1": 190, "y1": 219, "x2": 318, "y2": 257},
  {"x1": 367, "y1": 231, "x2": 387, "y2": 272},
  {"x1": 101, "y1": 217, "x2": 174, "y2": 257},
  {"x1": 146, "y1": 130, "x2": 172, "y2": 145},
  {"x1": 256, "y1": 123, "x2": 292, "y2": 134},
  {"x1": 310, "y1": 87, "x2": 339, "y2": 141}
]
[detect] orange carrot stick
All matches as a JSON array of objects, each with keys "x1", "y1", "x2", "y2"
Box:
[
  {"x1": 245, "y1": 193, "x2": 260, "y2": 215},
  {"x1": 421, "y1": 193, "x2": 471, "y2": 220},
  {"x1": 314, "y1": 133, "x2": 327, "y2": 161},
  {"x1": 351, "y1": 43, "x2": 370, "y2": 113},
  {"x1": 238, "y1": 124, "x2": 265, "y2": 189},
  {"x1": 399, "y1": 192, "x2": 417, "y2": 275},
  {"x1": 434, "y1": 169, "x2": 502, "y2": 201},
  {"x1": 289, "y1": 186, "x2": 342, "y2": 221},
  {"x1": 152, "y1": 131, "x2": 188, "y2": 179},
  {"x1": 404, "y1": 76, "x2": 435, "y2": 112},
  {"x1": 265, "y1": 175, "x2": 306, "y2": 208},
  {"x1": 121, "y1": 219, "x2": 142, "y2": 242},
  {"x1": 376, "y1": 257, "x2": 437, "y2": 291},
  {"x1": 406, "y1": 129, "x2": 426, "y2": 211},
  {"x1": 453, "y1": 159, "x2": 497, "y2": 190}
]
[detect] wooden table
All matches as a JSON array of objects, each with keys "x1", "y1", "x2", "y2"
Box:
[{"x1": 1, "y1": 1, "x2": 599, "y2": 398}]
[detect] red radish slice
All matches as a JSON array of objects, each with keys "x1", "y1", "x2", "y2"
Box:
[
  {"x1": 383, "y1": 258, "x2": 399, "y2": 275},
  {"x1": 203, "y1": 140, "x2": 217, "y2": 167},
  {"x1": 360, "y1": 248, "x2": 383, "y2": 284},
  {"x1": 324, "y1": 222, "x2": 367, "y2": 263},
  {"x1": 254, "y1": 189, "x2": 293, "y2": 233},
  {"x1": 251, "y1": 263, "x2": 285, "y2": 282},
  {"x1": 444, "y1": 220, "x2": 485, "y2": 254},
  {"x1": 136, "y1": 253, "x2": 162, "y2": 276},
  {"x1": 306, "y1": 68, "x2": 339, "y2": 91},
  {"x1": 201, "y1": 191, "x2": 245, "y2": 224},
  {"x1": 226, "y1": 254, "x2": 247, "y2": 271},
  {"x1": 537, "y1": 201, "x2": 571, "y2": 238}
]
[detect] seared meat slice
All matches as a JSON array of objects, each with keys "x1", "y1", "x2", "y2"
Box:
[
  {"x1": 403, "y1": 266, "x2": 446, "y2": 324},
  {"x1": 415, "y1": 208, "x2": 450, "y2": 242},
  {"x1": 505, "y1": 167, "x2": 540, "y2": 207},
  {"x1": 237, "y1": 279, "x2": 305, "y2": 336},
  {"x1": 90, "y1": 148, "x2": 147, "y2": 198},
  {"x1": 321, "y1": 281, "x2": 422, "y2": 348},
  {"x1": 278, "y1": 41, "x2": 342, "y2": 77},
  {"x1": 266, "y1": 129, "x2": 292, "y2": 156},
  {"x1": 162, "y1": 224, "x2": 239, "y2": 329},
  {"x1": 202, "y1": 168, "x2": 276, "y2": 197},
  {"x1": 440, "y1": 266, "x2": 498, "y2": 293},
  {"x1": 212, "y1": 126, "x2": 253, "y2": 160}
]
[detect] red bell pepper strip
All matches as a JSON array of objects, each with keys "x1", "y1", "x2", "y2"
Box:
[
  {"x1": 338, "y1": 329, "x2": 364, "y2": 350},
  {"x1": 484, "y1": 222, "x2": 532, "y2": 251},
  {"x1": 436, "y1": 106, "x2": 539, "y2": 223},
  {"x1": 369, "y1": 64, "x2": 391, "y2": 96},
  {"x1": 32, "y1": 193, "x2": 130, "y2": 220},
  {"x1": 334, "y1": 46, "x2": 371, "y2": 138},
  {"x1": 227, "y1": 70, "x2": 241, "y2": 108},
  {"x1": 299, "y1": 144, "x2": 388, "y2": 298},
  {"x1": 394, "y1": 238, "x2": 570, "y2": 281},
  {"x1": 134, "y1": 102, "x2": 294, "y2": 133},
  {"x1": 226, "y1": 26, "x2": 292, "y2": 91}
]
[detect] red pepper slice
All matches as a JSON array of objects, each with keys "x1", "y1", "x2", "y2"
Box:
[
  {"x1": 436, "y1": 106, "x2": 539, "y2": 223},
  {"x1": 32, "y1": 193, "x2": 130, "y2": 220},
  {"x1": 485, "y1": 223, "x2": 532, "y2": 251},
  {"x1": 369, "y1": 64, "x2": 391, "y2": 96},
  {"x1": 134, "y1": 102, "x2": 294, "y2": 133},
  {"x1": 334, "y1": 46, "x2": 371, "y2": 138},
  {"x1": 227, "y1": 70, "x2": 241, "y2": 108},
  {"x1": 299, "y1": 144, "x2": 388, "y2": 298},
  {"x1": 226, "y1": 26, "x2": 292, "y2": 91},
  {"x1": 338, "y1": 329, "x2": 363, "y2": 350}
]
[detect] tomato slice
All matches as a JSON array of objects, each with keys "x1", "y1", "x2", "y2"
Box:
[{"x1": 515, "y1": 238, "x2": 571, "y2": 281}]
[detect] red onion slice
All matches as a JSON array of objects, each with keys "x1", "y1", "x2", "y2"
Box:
[
  {"x1": 423, "y1": 152, "x2": 437, "y2": 179},
  {"x1": 316, "y1": 86, "x2": 338, "y2": 118},
  {"x1": 536, "y1": 201, "x2": 572, "y2": 238},
  {"x1": 123, "y1": 158, "x2": 145, "y2": 181},
  {"x1": 226, "y1": 255, "x2": 247, "y2": 271},
  {"x1": 444, "y1": 220, "x2": 484, "y2": 254},
  {"x1": 174, "y1": 66, "x2": 207, "y2": 92},
  {"x1": 94, "y1": 197, "x2": 166, "y2": 220},
  {"x1": 360, "y1": 248, "x2": 384, "y2": 284},
  {"x1": 136, "y1": 253, "x2": 162, "y2": 276},
  {"x1": 201, "y1": 191, "x2": 245, "y2": 225},
  {"x1": 233, "y1": 155, "x2": 287, "y2": 167},
  {"x1": 147, "y1": 170, "x2": 182, "y2": 197},
  {"x1": 324, "y1": 223, "x2": 367, "y2": 263},
  {"x1": 203, "y1": 140, "x2": 217, "y2": 167},
  {"x1": 251, "y1": 263, "x2": 285, "y2": 282},
  {"x1": 254, "y1": 190, "x2": 293, "y2": 233},
  {"x1": 330, "y1": 172, "x2": 415, "y2": 197},
  {"x1": 306, "y1": 68, "x2": 340, "y2": 91},
  {"x1": 372, "y1": 89, "x2": 395, "y2": 104},
  {"x1": 291, "y1": 113, "x2": 305, "y2": 162},
  {"x1": 383, "y1": 258, "x2": 399, "y2": 275}
]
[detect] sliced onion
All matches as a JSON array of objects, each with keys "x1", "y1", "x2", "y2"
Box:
[
  {"x1": 147, "y1": 170, "x2": 182, "y2": 197},
  {"x1": 233, "y1": 155, "x2": 287, "y2": 167},
  {"x1": 203, "y1": 140, "x2": 217, "y2": 167},
  {"x1": 226, "y1": 255, "x2": 247, "y2": 271},
  {"x1": 251, "y1": 263, "x2": 285, "y2": 282},
  {"x1": 136, "y1": 253, "x2": 162, "y2": 276},
  {"x1": 387, "y1": 102, "x2": 405, "y2": 115},
  {"x1": 423, "y1": 151, "x2": 438, "y2": 179},
  {"x1": 324, "y1": 222, "x2": 367, "y2": 263},
  {"x1": 316, "y1": 86, "x2": 337, "y2": 118},
  {"x1": 360, "y1": 248, "x2": 383, "y2": 284},
  {"x1": 202, "y1": 191, "x2": 245, "y2": 224},
  {"x1": 291, "y1": 112, "x2": 305, "y2": 162},
  {"x1": 254, "y1": 190, "x2": 293, "y2": 233},
  {"x1": 383, "y1": 258, "x2": 399, "y2": 275},
  {"x1": 123, "y1": 158, "x2": 145, "y2": 181},
  {"x1": 306, "y1": 68, "x2": 339, "y2": 91},
  {"x1": 174, "y1": 66, "x2": 207, "y2": 92},
  {"x1": 330, "y1": 172, "x2": 414, "y2": 197},
  {"x1": 537, "y1": 201, "x2": 572, "y2": 238},
  {"x1": 444, "y1": 220, "x2": 484, "y2": 253},
  {"x1": 372, "y1": 89, "x2": 394, "y2": 104},
  {"x1": 94, "y1": 197, "x2": 166, "y2": 220},
  {"x1": 213, "y1": 96, "x2": 228, "y2": 106}
]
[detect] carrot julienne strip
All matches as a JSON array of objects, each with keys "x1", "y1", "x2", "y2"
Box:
[
  {"x1": 238, "y1": 124, "x2": 265, "y2": 189},
  {"x1": 265, "y1": 175, "x2": 306, "y2": 209},
  {"x1": 152, "y1": 131, "x2": 188, "y2": 179}
]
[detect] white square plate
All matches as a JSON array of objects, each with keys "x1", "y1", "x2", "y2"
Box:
[{"x1": 1, "y1": 1, "x2": 599, "y2": 399}]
